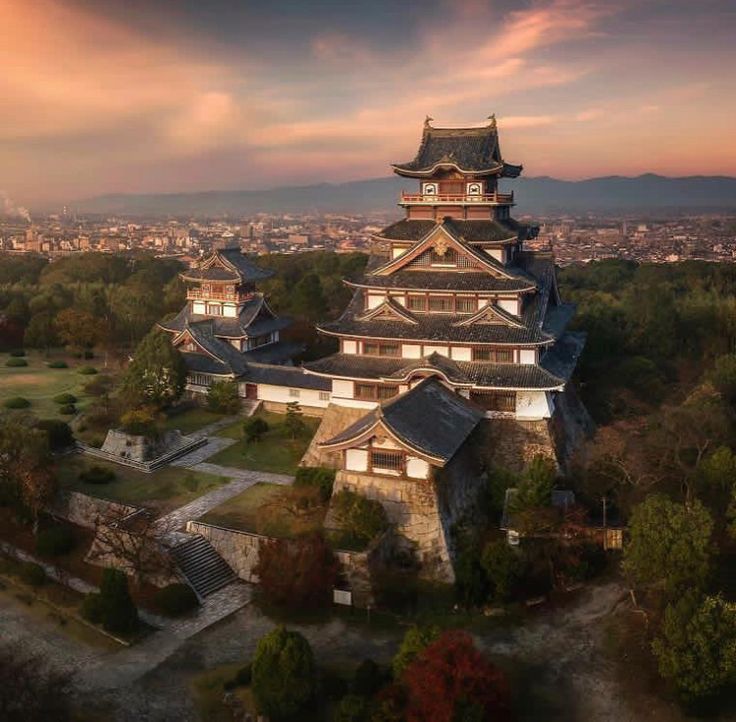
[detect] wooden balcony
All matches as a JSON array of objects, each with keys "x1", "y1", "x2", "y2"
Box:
[
  {"x1": 187, "y1": 288, "x2": 242, "y2": 302},
  {"x1": 400, "y1": 191, "x2": 514, "y2": 205}
]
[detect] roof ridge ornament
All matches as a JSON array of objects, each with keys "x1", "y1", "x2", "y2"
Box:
[
  {"x1": 424, "y1": 115, "x2": 434, "y2": 128},
  {"x1": 488, "y1": 114, "x2": 497, "y2": 128}
]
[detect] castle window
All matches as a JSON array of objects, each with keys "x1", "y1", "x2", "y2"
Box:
[
  {"x1": 470, "y1": 390, "x2": 516, "y2": 412},
  {"x1": 407, "y1": 295, "x2": 427, "y2": 312},
  {"x1": 319, "y1": 391, "x2": 330, "y2": 401},
  {"x1": 363, "y1": 342, "x2": 400, "y2": 357},
  {"x1": 428, "y1": 296, "x2": 453, "y2": 312},
  {"x1": 355, "y1": 384, "x2": 399, "y2": 401},
  {"x1": 289, "y1": 388, "x2": 301, "y2": 398},
  {"x1": 250, "y1": 333, "x2": 272, "y2": 348},
  {"x1": 370, "y1": 449, "x2": 404, "y2": 474},
  {"x1": 456, "y1": 297, "x2": 477, "y2": 313},
  {"x1": 472, "y1": 348, "x2": 514, "y2": 363},
  {"x1": 207, "y1": 303, "x2": 222, "y2": 316}
]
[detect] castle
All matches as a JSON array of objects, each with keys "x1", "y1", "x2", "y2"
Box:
[{"x1": 160, "y1": 117, "x2": 590, "y2": 580}]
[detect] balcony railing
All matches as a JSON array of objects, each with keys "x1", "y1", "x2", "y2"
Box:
[
  {"x1": 187, "y1": 289, "x2": 242, "y2": 302},
  {"x1": 400, "y1": 191, "x2": 514, "y2": 205}
]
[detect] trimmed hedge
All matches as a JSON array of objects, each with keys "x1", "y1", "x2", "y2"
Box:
[
  {"x1": 5, "y1": 358, "x2": 28, "y2": 367},
  {"x1": 294, "y1": 467, "x2": 336, "y2": 502},
  {"x1": 59, "y1": 404, "x2": 77, "y2": 416},
  {"x1": 77, "y1": 366, "x2": 98, "y2": 375},
  {"x1": 4, "y1": 396, "x2": 30, "y2": 409},
  {"x1": 19, "y1": 562, "x2": 46, "y2": 587},
  {"x1": 53, "y1": 392, "x2": 77, "y2": 405},
  {"x1": 154, "y1": 583, "x2": 199, "y2": 617},
  {"x1": 9, "y1": 349, "x2": 26, "y2": 357},
  {"x1": 79, "y1": 465, "x2": 116, "y2": 484},
  {"x1": 36, "y1": 526, "x2": 75, "y2": 557},
  {"x1": 47, "y1": 360, "x2": 68, "y2": 369}
]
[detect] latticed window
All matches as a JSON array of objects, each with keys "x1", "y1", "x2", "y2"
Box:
[
  {"x1": 470, "y1": 391, "x2": 516, "y2": 412},
  {"x1": 428, "y1": 296, "x2": 453, "y2": 312},
  {"x1": 456, "y1": 297, "x2": 477, "y2": 313},
  {"x1": 370, "y1": 450, "x2": 404, "y2": 473},
  {"x1": 472, "y1": 348, "x2": 514, "y2": 363},
  {"x1": 407, "y1": 295, "x2": 427, "y2": 311},
  {"x1": 355, "y1": 384, "x2": 398, "y2": 400},
  {"x1": 457, "y1": 255, "x2": 477, "y2": 269},
  {"x1": 362, "y1": 342, "x2": 400, "y2": 357},
  {"x1": 377, "y1": 385, "x2": 399, "y2": 400}
]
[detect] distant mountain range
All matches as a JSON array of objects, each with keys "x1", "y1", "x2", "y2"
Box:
[{"x1": 72, "y1": 174, "x2": 736, "y2": 217}]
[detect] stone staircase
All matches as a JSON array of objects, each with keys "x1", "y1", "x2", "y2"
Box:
[{"x1": 171, "y1": 534, "x2": 237, "y2": 599}]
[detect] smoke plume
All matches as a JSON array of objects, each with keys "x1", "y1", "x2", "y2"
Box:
[{"x1": 0, "y1": 192, "x2": 31, "y2": 223}]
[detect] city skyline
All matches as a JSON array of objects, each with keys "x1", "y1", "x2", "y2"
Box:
[{"x1": 2, "y1": 0, "x2": 735, "y2": 204}]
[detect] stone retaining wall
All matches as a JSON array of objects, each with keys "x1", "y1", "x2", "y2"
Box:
[
  {"x1": 186, "y1": 520, "x2": 380, "y2": 607},
  {"x1": 51, "y1": 490, "x2": 138, "y2": 529}
]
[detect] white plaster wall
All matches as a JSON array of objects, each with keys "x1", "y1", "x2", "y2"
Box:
[
  {"x1": 192, "y1": 301, "x2": 206, "y2": 314},
  {"x1": 488, "y1": 248, "x2": 504, "y2": 262},
  {"x1": 343, "y1": 340, "x2": 358, "y2": 355},
  {"x1": 498, "y1": 298, "x2": 520, "y2": 315},
  {"x1": 346, "y1": 448, "x2": 369, "y2": 472},
  {"x1": 519, "y1": 349, "x2": 536, "y2": 364},
  {"x1": 230, "y1": 339, "x2": 240, "y2": 349},
  {"x1": 424, "y1": 345, "x2": 449, "y2": 356},
  {"x1": 332, "y1": 379, "x2": 354, "y2": 399},
  {"x1": 516, "y1": 391, "x2": 553, "y2": 419},
  {"x1": 223, "y1": 304, "x2": 237, "y2": 318},
  {"x1": 393, "y1": 295, "x2": 407, "y2": 306},
  {"x1": 392, "y1": 247, "x2": 406, "y2": 259},
  {"x1": 331, "y1": 397, "x2": 379, "y2": 410},
  {"x1": 406, "y1": 457, "x2": 430, "y2": 479},
  {"x1": 257, "y1": 384, "x2": 330, "y2": 409},
  {"x1": 402, "y1": 344, "x2": 422, "y2": 359},
  {"x1": 450, "y1": 347, "x2": 472, "y2": 361},
  {"x1": 367, "y1": 294, "x2": 384, "y2": 309}
]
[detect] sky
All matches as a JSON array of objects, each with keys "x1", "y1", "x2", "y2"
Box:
[{"x1": 1, "y1": 0, "x2": 735, "y2": 205}]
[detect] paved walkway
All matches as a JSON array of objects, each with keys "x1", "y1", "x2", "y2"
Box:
[
  {"x1": 156, "y1": 468, "x2": 293, "y2": 533},
  {"x1": 0, "y1": 540, "x2": 251, "y2": 640},
  {"x1": 169, "y1": 436, "x2": 235, "y2": 468}
]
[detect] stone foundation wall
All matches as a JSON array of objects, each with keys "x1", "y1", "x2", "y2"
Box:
[
  {"x1": 51, "y1": 491, "x2": 138, "y2": 530},
  {"x1": 186, "y1": 520, "x2": 381, "y2": 607}
]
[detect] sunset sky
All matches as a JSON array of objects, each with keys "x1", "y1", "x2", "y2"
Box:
[{"x1": 1, "y1": 0, "x2": 735, "y2": 205}]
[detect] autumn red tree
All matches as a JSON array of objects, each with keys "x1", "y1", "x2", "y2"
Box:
[
  {"x1": 403, "y1": 631, "x2": 513, "y2": 722},
  {"x1": 254, "y1": 533, "x2": 339, "y2": 609}
]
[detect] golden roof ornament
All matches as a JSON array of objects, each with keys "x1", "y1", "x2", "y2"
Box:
[{"x1": 433, "y1": 236, "x2": 449, "y2": 257}]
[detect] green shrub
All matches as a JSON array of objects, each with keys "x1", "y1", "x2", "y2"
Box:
[
  {"x1": 332, "y1": 490, "x2": 389, "y2": 547},
  {"x1": 5, "y1": 358, "x2": 28, "y2": 367},
  {"x1": 333, "y1": 694, "x2": 371, "y2": 722},
  {"x1": 77, "y1": 366, "x2": 98, "y2": 375},
  {"x1": 36, "y1": 526, "x2": 75, "y2": 557},
  {"x1": 294, "y1": 467, "x2": 335, "y2": 502},
  {"x1": 95, "y1": 568, "x2": 138, "y2": 635},
  {"x1": 9, "y1": 348, "x2": 26, "y2": 357},
  {"x1": 59, "y1": 404, "x2": 76, "y2": 416},
  {"x1": 4, "y1": 396, "x2": 30, "y2": 409},
  {"x1": 19, "y1": 562, "x2": 46, "y2": 587},
  {"x1": 36, "y1": 419, "x2": 74, "y2": 450},
  {"x1": 154, "y1": 584, "x2": 199, "y2": 617},
  {"x1": 206, "y1": 380, "x2": 240, "y2": 414},
  {"x1": 47, "y1": 360, "x2": 68, "y2": 369},
  {"x1": 352, "y1": 658, "x2": 384, "y2": 696},
  {"x1": 53, "y1": 393, "x2": 77, "y2": 405},
  {"x1": 79, "y1": 465, "x2": 116, "y2": 484},
  {"x1": 243, "y1": 416, "x2": 269, "y2": 442}
]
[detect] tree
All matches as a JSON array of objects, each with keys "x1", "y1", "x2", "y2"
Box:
[
  {"x1": 87, "y1": 508, "x2": 175, "y2": 586},
  {"x1": 652, "y1": 591, "x2": 736, "y2": 701},
  {"x1": 710, "y1": 354, "x2": 736, "y2": 406},
  {"x1": 0, "y1": 422, "x2": 55, "y2": 534},
  {"x1": 284, "y1": 400, "x2": 306, "y2": 438},
  {"x1": 510, "y1": 454, "x2": 556, "y2": 514},
  {"x1": 251, "y1": 627, "x2": 316, "y2": 720},
  {"x1": 332, "y1": 490, "x2": 388, "y2": 547},
  {"x1": 0, "y1": 644, "x2": 71, "y2": 722},
  {"x1": 481, "y1": 539, "x2": 523, "y2": 602},
  {"x1": 254, "y1": 533, "x2": 339, "y2": 609},
  {"x1": 206, "y1": 380, "x2": 240, "y2": 414},
  {"x1": 82, "y1": 568, "x2": 139, "y2": 635},
  {"x1": 23, "y1": 312, "x2": 58, "y2": 353},
  {"x1": 243, "y1": 416, "x2": 269, "y2": 443},
  {"x1": 55, "y1": 308, "x2": 105, "y2": 353},
  {"x1": 292, "y1": 273, "x2": 327, "y2": 320},
  {"x1": 119, "y1": 407, "x2": 161, "y2": 438},
  {"x1": 392, "y1": 625, "x2": 440, "y2": 679},
  {"x1": 35, "y1": 419, "x2": 74, "y2": 451},
  {"x1": 622, "y1": 494, "x2": 713, "y2": 596},
  {"x1": 333, "y1": 694, "x2": 370, "y2": 722},
  {"x1": 402, "y1": 631, "x2": 512, "y2": 722},
  {"x1": 121, "y1": 329, "x2": 187, "y2": 409}
]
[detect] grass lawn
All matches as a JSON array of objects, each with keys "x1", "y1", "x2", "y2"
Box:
[
  {"x1": 200, "y1": 482, "x2": 327, "y2": 538},
  {"x1": 209, "y1": 410, "x2": 319, "y2": 474},
  {"x1": 161, "y1": 406, "x2": 226, "y2": 435},
  {"x1": 0, "y1": 350, "x2": 107, "y2": 419},
  {"x1": 56, "y1": 453, "x2": 229, "y2": 512}
]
